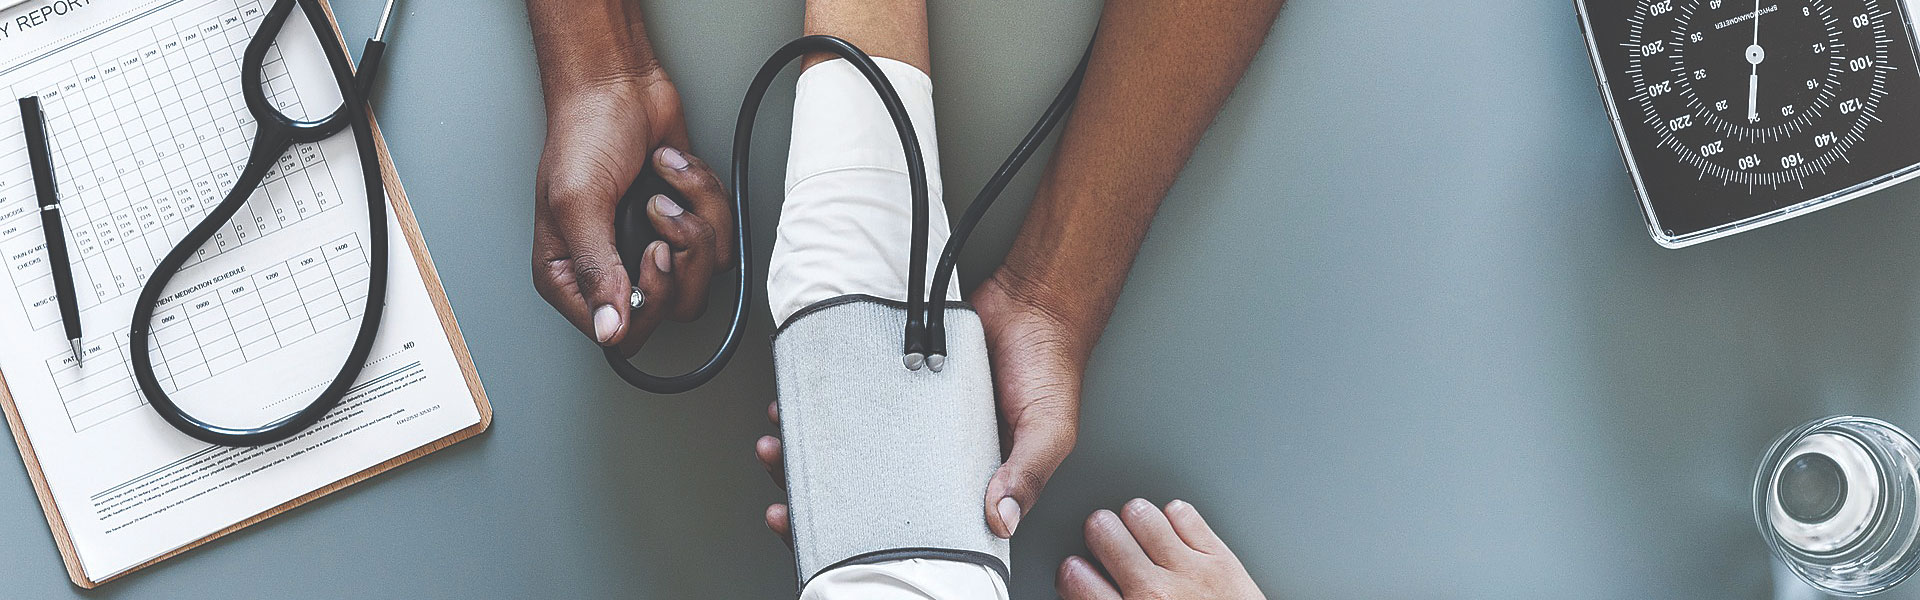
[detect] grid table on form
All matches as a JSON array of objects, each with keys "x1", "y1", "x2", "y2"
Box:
[
  {"x1": 0, "y1": 0, "x2": 347, "y2": 333},
  {"x1": 0, "y1": 0, "x2": 494, "y2": 583},
  {"x1": 44, "y1": 233, "x2": 367, "y2": 433}
]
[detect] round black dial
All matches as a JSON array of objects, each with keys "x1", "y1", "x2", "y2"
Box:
[{"x1": 1628, "y1": 0, "x2": 1895, "y2": 187}]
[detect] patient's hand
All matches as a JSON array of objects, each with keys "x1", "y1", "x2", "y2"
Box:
[
  {"x1": 1060, "y1": 499, "x2": 1268, "y2": 600},
  {"x1": 531, "y1": 73, "x2": 733, "y2": 355},
  {"x1": 755, "y1": 401, "x2": 792, "y2": 544}
]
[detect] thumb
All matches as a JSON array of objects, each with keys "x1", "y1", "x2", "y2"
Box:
[
  {"x1": 547, "y1": 180, "x2": 638, "y2": 347},
  {"x1": 984, "y1": 405, "x2": 1078, "y2": 539}
]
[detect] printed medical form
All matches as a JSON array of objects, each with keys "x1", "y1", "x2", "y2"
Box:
[{"x1": 0, "y1": 0, "x2": 482, "y2": 581}]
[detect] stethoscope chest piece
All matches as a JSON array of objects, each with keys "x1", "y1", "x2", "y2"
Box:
[
  {"x1": 614, "y1": 165, "x2": 677, "y2": 285},
  {"x1": 1756, "y1": 416, "x2": 1920, "y2": 596},
  {"x1": 616, "y1": 167, "x2": 683, "y2": 311}
]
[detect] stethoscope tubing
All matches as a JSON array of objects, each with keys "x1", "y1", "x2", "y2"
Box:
[
  {"x1": 129, "y1": 0, "x2": 389, "y2": 446},
  {"x1": 603, "y1": 35, "x2": 934, "y2": 391},
  {"x1": 925, "y1": 43, "x2": 1090, "y2": 359},
  {"x1": 605, "y1": 35, "x2": 1093, "y2": 392}
]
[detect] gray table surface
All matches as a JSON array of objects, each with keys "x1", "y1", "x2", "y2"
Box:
[{"x1": 7, "y1": 0, "x2": 1920, "y2": 598}]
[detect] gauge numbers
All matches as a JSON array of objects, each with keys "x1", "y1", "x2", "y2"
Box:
[
  {"x1": 1579, "y1": 0, "x2": 1920, "y2": 246},
  {"x1": 1627, "y1": 0, "x2": 1895, "y2": 188}
]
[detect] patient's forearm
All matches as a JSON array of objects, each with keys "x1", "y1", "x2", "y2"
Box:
[
  {"x1": 995, "y1": 0, "x2": 1284, "y2": 355},
  {"x1": 525, "y1": 0, "x2": 662, "y2": 102},
  {"x1": 803, "y1": 0, "x2": 931, "y2": 72}
]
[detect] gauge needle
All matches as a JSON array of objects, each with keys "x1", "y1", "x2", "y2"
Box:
[{"x1": 1748, "y1": 0, "x2": 1763, "y2": 123}]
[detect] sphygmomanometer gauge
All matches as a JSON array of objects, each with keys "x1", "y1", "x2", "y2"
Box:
[{"x1": 1578, "y1": 0, "x2": 1920, "y2": 247}]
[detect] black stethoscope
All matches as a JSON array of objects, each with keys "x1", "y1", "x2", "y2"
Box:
[
  {"x1": 604, "y1": 35, "x2": 1091, "y2": 393},
  {"x1": 129, "y1": 0, "x2": 396, "y2": 446}
]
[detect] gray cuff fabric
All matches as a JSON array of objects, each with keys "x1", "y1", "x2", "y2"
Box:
[{"x1": 774, "y1": 296, "x2": 1010, "y2": 590}]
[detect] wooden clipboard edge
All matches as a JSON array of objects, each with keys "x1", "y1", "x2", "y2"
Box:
[
  {"x1": 0, "y1": 368, "x2": 88, "y2": 587},
  {"x1": 77, "y1": 115, "x2": 496, "y2": 591},
  {"x1": 0, "y1": 0, "x2": 493, "y2": 587}
]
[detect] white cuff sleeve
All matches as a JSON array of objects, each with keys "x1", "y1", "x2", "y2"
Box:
[
  {"x1": 768, "y1": 56, "x2": 961, "y2": 325},
  {"x1": 800, "y1": 558, "x2": 1010, "y2": 600}
]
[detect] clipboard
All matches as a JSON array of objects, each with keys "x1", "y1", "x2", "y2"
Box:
[{"x1": 0, "y1": 0, "x2": 493, "y2": 587}]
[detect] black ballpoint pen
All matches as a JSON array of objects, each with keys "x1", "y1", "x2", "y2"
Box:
[{"x1": 19, "y1": 97, "x2": 83, "y2": 366}]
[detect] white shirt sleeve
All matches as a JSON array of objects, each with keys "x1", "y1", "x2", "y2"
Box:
[{"x1": 768, "y1": 56, "x2": 961, "y2": 325}]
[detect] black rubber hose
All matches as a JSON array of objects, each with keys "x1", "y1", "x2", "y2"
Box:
[
  {"x1": 129, "y1": 0, "x2": 390, "y2": 446},
  {"x1": 924, "y1": 42, "x2": 1092, "y2": 361},
  {"x1": 602, "y1": 35, "x2": 933, "y2": 390}
]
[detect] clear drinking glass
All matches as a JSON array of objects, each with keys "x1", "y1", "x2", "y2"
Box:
[{"x1": 1755, "y1": 416, "x2": 1920, "y2": 596}]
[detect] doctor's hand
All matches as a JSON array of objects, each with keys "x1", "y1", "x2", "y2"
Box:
[
  {"x1": 972, "y1": 270, "x2": 1087, "y2": 540},
  {"x1": 531, "y1": 76, "x2": 733, "y2": 356},
  {"x1": 752, "y1": 271, "x2": 1091, "y2": 543},
  {"x1": 750, "y1": 270, "x2": 1090, "y2": 544}
]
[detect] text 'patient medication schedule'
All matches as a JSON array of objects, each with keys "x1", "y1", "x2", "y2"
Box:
[{"x1": 0, "y1": 0, "x2": 482, "y2": 583}]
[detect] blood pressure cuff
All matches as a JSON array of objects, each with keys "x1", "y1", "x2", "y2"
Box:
[{"x1": 773, "y1": 295, "x2": 1009, "y2": 589}]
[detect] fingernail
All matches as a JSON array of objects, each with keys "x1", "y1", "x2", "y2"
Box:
[
  {"x1": 650, "y1": 241, "x2": 672, "y2": 273},
  {"x1": 1169, "y1": 499, "x2": 1193, "y2": 513},
  {"x1": 997, "y1": 496, "x2": 1022, "y2": 537},
  {"x1": 652, "y1": 194, "x2": 684, "y2": 216},
  {"x1": 593, "y1": 304, "x2": 619, "y2": 343},
  {"x1": 659, "y1": 146, "x2": 689, "y2": 170}
]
